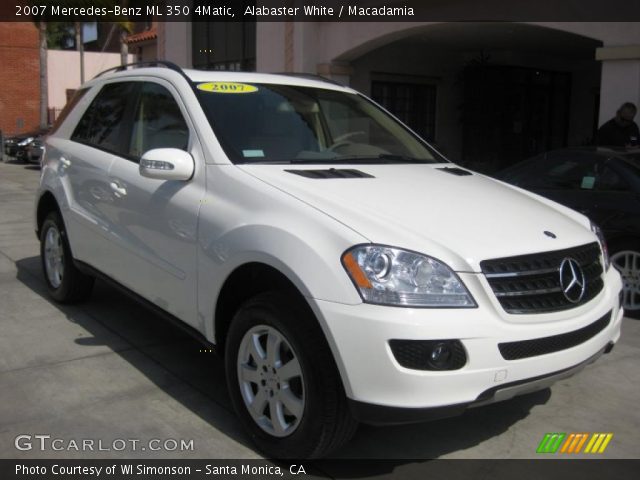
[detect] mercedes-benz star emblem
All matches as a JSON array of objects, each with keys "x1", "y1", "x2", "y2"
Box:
[{"x1": 559, "y1": 257, "x2": 586, "y2": 303}]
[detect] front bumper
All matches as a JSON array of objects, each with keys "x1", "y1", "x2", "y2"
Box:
[
  {"x1": 313, "y1": 266, "x2": 623, "y2": 424},
  {"x1": 348, "y1": 343, "x2": 613, "y2": 425},
  {"x1": 27, "y1": 147, "x2": 44, "y2": 164}
]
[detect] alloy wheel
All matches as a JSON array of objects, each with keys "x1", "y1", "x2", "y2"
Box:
[
  {"x1": 237, "y1": 325, "x2": 305, "y2": 437},
  {"x1": 44, "y1": 226, "x2": 64, "y2": 288},
  {"x1": 611, "y1": 249, "x2": 640, "y2": 311}
]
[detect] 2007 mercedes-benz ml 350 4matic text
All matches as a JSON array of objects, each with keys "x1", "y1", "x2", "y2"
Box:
[{"x1": 35, "y1": 62, "x2": 623, "y2": 458}]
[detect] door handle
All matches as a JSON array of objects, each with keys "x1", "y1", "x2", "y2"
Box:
[
  {"x1": 60, "y1": 157, "x2": 71, "y2": 167},
  {"x1": 109, "y1": 181, "x2": 127, "y2": 197}
]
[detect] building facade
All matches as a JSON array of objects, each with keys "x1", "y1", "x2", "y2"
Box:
[{"x1": 0, "y1": 22, "x2": 40, "y2": 136}]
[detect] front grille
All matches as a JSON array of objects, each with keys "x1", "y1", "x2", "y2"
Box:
[
  {"x1": 481, "y1": 242, "x2": 603, "y2": 314},
  {"x1": 498, "y1": 311, "x2": 611, "y2": 360}
]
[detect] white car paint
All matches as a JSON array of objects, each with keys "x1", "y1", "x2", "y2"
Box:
[{"x1": 36, "y1": 67, "x2": 623, "y2": 421}]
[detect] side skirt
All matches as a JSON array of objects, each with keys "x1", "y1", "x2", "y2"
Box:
[{"x1": 74, "y1": 260, "x2": 217, "y2": 352}]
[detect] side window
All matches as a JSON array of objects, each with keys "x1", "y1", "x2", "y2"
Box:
[
  {"x1": 71, "y1": 82, "x2": 134, "y2": 155},
  {"x1": 129, "y1": 82, "x2": 189, "y2": 159}
]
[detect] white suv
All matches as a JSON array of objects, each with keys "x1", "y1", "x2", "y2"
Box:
[{"x1": 36, "y1": 62, "x2": 623, "y2": 458}]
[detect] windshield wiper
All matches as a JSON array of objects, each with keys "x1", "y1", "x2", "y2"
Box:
[
  {"x1": 236, "y1": 160, "x2": 292, "y2": 165},
  {"x1": 287, "y1": 154, "x2": 436, "y2": 165},
  {"x1": 377, "y1": 154, "x2": 439, "y2": 164}
]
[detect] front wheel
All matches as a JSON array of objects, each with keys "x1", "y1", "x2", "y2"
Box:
[
  {"x1": 225, "y1": 292, "x2": 357, "y2": 458},
  {"x1": 610, "y1": 240, "x2": 640, "y2": 318}
]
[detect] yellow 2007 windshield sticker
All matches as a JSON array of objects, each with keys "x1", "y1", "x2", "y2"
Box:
[{"x1": 197, "y1": 82, "x2": 258, "y2": 93}]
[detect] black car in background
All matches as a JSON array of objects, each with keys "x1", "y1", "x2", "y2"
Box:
[
  {"x1": 497, "y1": 147, "x2": 640, "y2": 316},
  {"x1": 26, "y1": 137, "x2": 45, "y2": 165},
  {"x1": 3, "y1": 129, "x2": 48, "y2": 163}
]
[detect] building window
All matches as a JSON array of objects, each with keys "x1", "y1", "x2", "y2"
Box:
[
  {"x1": 460, "y1": 65, "x2": 571, "y2": 172},
  {"x1": 371, "y1": 81, "x2": 437, "y2": 142},
  {"x1": 192, "y1": 22, "x2": 256, "y2": 71}
]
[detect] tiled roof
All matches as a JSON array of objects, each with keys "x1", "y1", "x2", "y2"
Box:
[{"x1": 125, "y1": 27, "x2": 157, "y2": 44}]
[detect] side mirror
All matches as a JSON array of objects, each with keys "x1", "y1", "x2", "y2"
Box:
[{"x1": 139, "y1": 148, "x2": 194, "y2": 181}]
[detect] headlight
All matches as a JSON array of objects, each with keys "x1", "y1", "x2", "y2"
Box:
[
  {"x1": 17, "y1": 137, "x2": 34, "y2": 146},
  {"x1": 590, "y1": 222, "x2": 610, "y2": 271},
  {"x1": 342, "y1": 245, "x2": 476, "y2": 307}
]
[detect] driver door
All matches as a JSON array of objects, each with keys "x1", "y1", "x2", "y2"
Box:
[{"x1": 105, "y1": 80, "x2": 204, "y2": 327}]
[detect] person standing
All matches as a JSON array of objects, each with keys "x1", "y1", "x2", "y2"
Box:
[{"x1": 596, "y1": 102, "x2": 640, "y2": 147}]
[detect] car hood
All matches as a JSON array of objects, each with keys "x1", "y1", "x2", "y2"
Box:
[{"x1": 238, "y1": 163, "x2": 596, "y2": 272}]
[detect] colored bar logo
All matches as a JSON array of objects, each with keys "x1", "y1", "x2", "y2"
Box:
[{"x1": 537, "y1": 433, "x2": 613, "y2": 454}]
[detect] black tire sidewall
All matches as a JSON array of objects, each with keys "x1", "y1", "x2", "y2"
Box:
[
  {"x1": 40, "y1": 212, "x2": 73, "y2": 302},
  {"x1": 225, "y1": 294, "x2": 340, "y2": 458}
]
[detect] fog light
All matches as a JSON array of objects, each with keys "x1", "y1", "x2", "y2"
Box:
[
  {"x1": 429, "y1": 342, "x2": 452, "y2": 369},
  {"x1": 389, "y1": 339, "x2": 466, "y2": 371}
]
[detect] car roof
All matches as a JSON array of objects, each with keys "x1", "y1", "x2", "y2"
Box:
[
  {"x1": 547, "y1": 146, "x2": 640, "y2": 158},
  {"x1": 93, "y1": 67, "x2": 355, "y2": 94},
  {"x1": 498, "y1": 146, "x2": 640, "y2": 176},
  {"x1": 184, "y1": 69, "x2": 352, "y2": 90}
]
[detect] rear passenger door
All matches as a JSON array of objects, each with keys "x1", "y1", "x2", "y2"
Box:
[
  {"x1": 62, "y1": 82, "x2": 136, "y2": 275},
  {"x1": 105, "y1": 80, "x2": 203, "y2": 326}
]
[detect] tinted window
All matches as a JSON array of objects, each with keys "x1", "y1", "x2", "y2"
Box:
[
  {"x1": 595, "y1": 163, "x2": 631, "y2": 192},
  {"x1": 72, "y1": 82, "x2": 134, "y2": 155},
  {"x1": 502, "y1": 153, "x2": 600, "y2": 190},
  {"x1": 128, "y1": 83, "x2": 189, "y2": 159}
]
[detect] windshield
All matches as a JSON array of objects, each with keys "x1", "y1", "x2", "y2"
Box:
[{"x1": 195, "y1": 82, "x2": 446, "y2": 164}]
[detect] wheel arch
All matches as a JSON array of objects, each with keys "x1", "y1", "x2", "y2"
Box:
[
  {"x1": 36, "y1": 190, "x2": 62, "y2": 238},
  {"x1": 213, "y1": 262, "x2": 310, "y2": 353},
  {"x1": 212, "y1": 259, "x2": 355, "y2": 399}
]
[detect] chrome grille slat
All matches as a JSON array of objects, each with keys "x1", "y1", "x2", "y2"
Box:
[
  {"x1": 484, "y1": 267, "x2": 559, "y2": 279},
  {"x1": 481, "y1": 242, "x2": 604, "y2": 314},
  {"x1": 495, "y1": 287, "x2": 562, "y2": 297}
]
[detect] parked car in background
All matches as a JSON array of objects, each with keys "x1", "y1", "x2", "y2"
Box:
[
  {"x1": 3, "y1": 129, "x2": 48, "y2": 162},
  {"x1": 497, "y1": 147, "x2": 640, "y2": 315},
  {"x1": 3, "y1": 136, "x2": 19, "y2": 157},
  {"x1": 26, "y1": 136, "x2": 46, "y2": 165}
]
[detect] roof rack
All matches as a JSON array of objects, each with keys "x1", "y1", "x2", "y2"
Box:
[
  {"x1": 275, "y1": 72, "x2": 344, "y2": 87},
  {"x1": 93, "y1": 61, "x2": 188, "y2": 80}
]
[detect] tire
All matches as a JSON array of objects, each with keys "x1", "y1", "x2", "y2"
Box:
[
  {"x1": 40, "y1": 211, "x2": 94, "y2": 303},
  {"x1": 609, "y1": 239, "x2": 640, "y2": 318},
  {"x1": 225, "y1": 292, "x2": 358, "y2": 458}
]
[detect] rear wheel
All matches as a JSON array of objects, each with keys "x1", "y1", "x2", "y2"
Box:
[
  {"x1": 225, "y1": 292, "x2": 357, "y2": 458},
  {"x1": 40, "y1": 211, "x2": 94, "y2": 303},
  {"x1": 610, "y1": 240, "x2": 640, "y2": 318}
]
